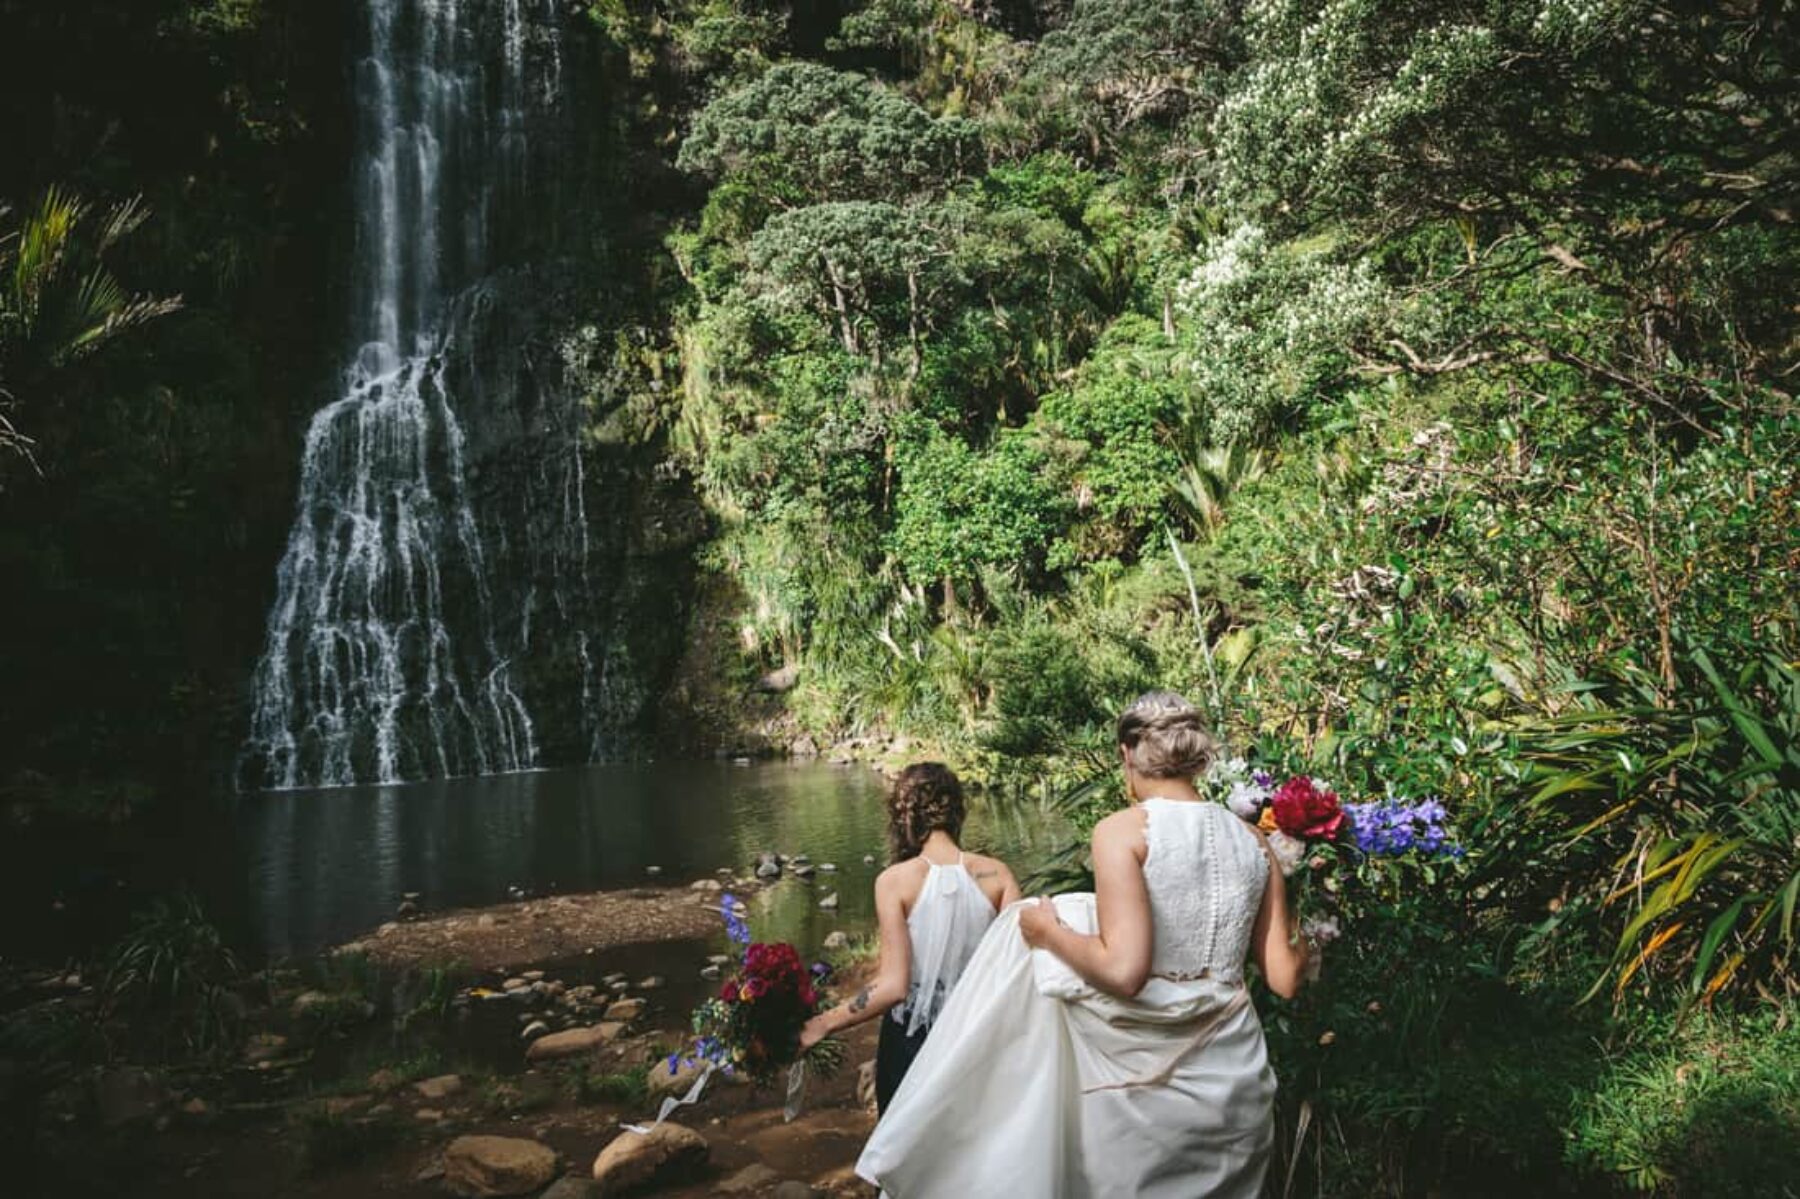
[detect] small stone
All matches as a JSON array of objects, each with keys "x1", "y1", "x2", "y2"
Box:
[
  {"x1": 520, "y1": 1021, "x2": 549, "y2": 1041},
  {"x1": 402, "y1": 891, "x2": 422, "y2": 902},
  {"x1": 609, "y1": 979, "x2": 629, "y2": 992},
  {"x1": 823, "y1": 931, "x2": 850, "y2": 952},
  {"x1": 368, "y1": 1068, "x2": 402, "y2": 1092},
  {"x1": 771, "y1": 1183, "x2": 820, "y2": 1199},
  {"x1": 819, "y1": 862, "x2": 837, "y2": 873},
  {"x1": 324, "y1": 1095, "x2": 370, "y2": 1117},
  {"x1": 180, "y1": 1096, "x2": 210, "y2": 1118},
  {"x1": 522, "y1": 970, "x2": 545, "y2": 983},
  {"x1": 443, "y1": 1134, "x2": 559, "y2": 1198},
  {"x1": 416, "y1": 1107, "x2": 446, "y2": 1121},
  {"x1": 717, "y1": 1162, "x2": 781, "y2": 1194},
  {"x1": 242, "y1": 1033, "x2": 288, "y2": 1065},
  {"x1": 818, "y1": 892, "x2": 838, "y2": 910},
  {"x1": 791, "y1": 863, "x2": 816, "y2": 879},
  {"x1": 707, "y1": 955, "x2": 730, "y2": 966},
  {"x1": 539, "y1": 1179, "x2": 599, "y2": 1199},
  {"x1": 413, "y1": 1074, "x2": 464, "y2": 1101},
  {"x1": 503, "y1": 977, "x2": 530, "y2": 992},
  {"x1": 397, "y1": 899, "x2": 420, "y2": 919},
  {"x1": 700, "y1": 965, "x2": 721, "y2": 981},
  {"x1": 862, "y1": 855, "x2": 876, "y2": 865},
  {"x1": 645, "y1": 865, "x2": 663, "y2": 876},
  {"x1": 603, "y1": 998, "x2": 645, "y2": 1022},
  {"x1": 590, "y1": 1123, "x2": 708, "y2": 1191},
  {"x1": 476, "y1": 914, "x2": 497, "y2": 929},
  {"x1": 635, "y1": 976, "x2": 664, "y2": 991}
]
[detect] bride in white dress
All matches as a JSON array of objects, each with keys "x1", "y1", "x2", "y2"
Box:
[{"x1": 856, "y1": 691, "x2": 1312, "y2": 1197}]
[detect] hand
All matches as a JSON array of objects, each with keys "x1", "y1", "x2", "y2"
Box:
[
  {"x1": 1018, "y1": 897, "x2": 1061, "y2": 949},
  {"x1": 798, "y1": 1014, "x2": 830, "y2": 1051}
]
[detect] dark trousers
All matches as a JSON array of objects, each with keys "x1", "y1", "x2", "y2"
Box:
[{"x1": 875, "y1": 1015, "x2": 931, "y2": 1114}]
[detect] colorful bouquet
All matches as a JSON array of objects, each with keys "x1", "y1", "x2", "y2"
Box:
[
  {"x1": 672, "y1": 894, "x2": 843, "y2": 1088},
  {"x1": 1203, "y1": 757, "x2": 1466, "y2": 968}
]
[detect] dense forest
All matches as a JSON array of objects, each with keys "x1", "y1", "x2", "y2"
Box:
[{"x1": 2, "y1": 0, "x2": 1797, "y2": 1195}]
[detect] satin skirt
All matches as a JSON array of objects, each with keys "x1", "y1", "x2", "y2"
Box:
[{"x1": 855, "y1": 895, "x2": 1275, "y2": 1199}]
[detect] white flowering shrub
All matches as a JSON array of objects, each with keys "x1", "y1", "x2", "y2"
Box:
[{"x1": 1175, "y1": 224, "x2": 1391, "y2": 440}]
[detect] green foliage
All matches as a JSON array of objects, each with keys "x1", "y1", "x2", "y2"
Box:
[
  {"x1": 0, "y1": 188, "x2": 181, "y2": 468},
  {"x1": 288, "y1": 1101, "x2": 405, "y2": 1177},
  {"x1": 574, "y1": 1062, "x2": 652, "y2": 1107},
  {"x1": 1566, "y1": 1009, "x2": 1800, "y2": 1195},
  {"x1": 100, "y1": 894, "x2": 244, "y2": 1060},
  {"x1": 677, "y1": 62, "x2": 983, "y2": 203}
]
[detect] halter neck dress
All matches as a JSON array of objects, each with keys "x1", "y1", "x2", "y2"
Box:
[{"x1": 875, "y1": 851, "x2": 999, "y2": 1111}]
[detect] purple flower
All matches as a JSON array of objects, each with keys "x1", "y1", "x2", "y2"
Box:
[{"x1": 1343, "y1": 797, "x2": 1463, "y2": 858}]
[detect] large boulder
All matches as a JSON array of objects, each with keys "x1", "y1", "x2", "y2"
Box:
[
  {"x1": 442, "y1": 1135, "x2": 559, "y2": 1197},
  {"x1": 590, "y1": 1123, "x2": 708, "y2": 1194},
  {"x1": 524, "y1": 1023, "x2": 621, "y2": 1063}
]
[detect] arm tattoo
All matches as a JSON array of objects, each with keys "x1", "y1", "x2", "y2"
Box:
[
  {"x1": 973, "y1": 869, "x2": 998, "y2": 880},
  {"x1": 848, "y1": 986, "x2": 871, "y2": 1014}
]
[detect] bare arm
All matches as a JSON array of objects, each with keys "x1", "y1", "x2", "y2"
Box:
[
  {"x1": 1250, "y1": 833, "x2": 1308, "y2": 999},
  {"x1": 1019, "y1": 811, "x2": 1154, "y2": 998},
  {"x1": 799, "y1": 868, "x2": 912, "y2": 1048}
]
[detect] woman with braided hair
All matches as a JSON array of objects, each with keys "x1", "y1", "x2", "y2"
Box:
[{"x1": 798, "y1": 762, "x2": 1021, "y2": 1111}]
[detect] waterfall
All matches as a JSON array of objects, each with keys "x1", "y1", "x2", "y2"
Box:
[{"x1": 242, "y1": 0, "x2": 567, "y2": 790}]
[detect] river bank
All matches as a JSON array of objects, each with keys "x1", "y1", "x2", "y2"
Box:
[{"x1": 5, "y1": 867, "x2": 886, "y2": 1199}]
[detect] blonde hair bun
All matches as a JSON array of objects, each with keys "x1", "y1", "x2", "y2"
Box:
[{"x1": 1116, "y1": 690, "x2": 1218, "y2": 779}]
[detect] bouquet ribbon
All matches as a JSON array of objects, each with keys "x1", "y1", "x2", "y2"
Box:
[{"x1": 620, "y1": 1062, "x2": 715, "y2": 1137}]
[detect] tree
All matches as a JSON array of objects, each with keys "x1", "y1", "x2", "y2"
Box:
[
  {"x1": 0, "y1": 188, "x2": 181, "y2": 473},
  {"x1": 677, "y1": 61, "x2": 985, "y2": 204}
]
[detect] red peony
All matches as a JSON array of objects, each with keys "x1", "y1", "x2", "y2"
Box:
[
  {"x1": 1270, "y1": 776, "x2": 1345, "y2": 841},
  {"x1": 719, "y1": 980, "x2": 739, "y2": 1003}
]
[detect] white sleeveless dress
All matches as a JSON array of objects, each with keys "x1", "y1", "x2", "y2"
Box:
[
  {"x1": 857, "y1": 799, "x2": 1276, "y2": 1198},
  {"x1": 895, "y1": 852, "x2": 1000, "y2": 1034}
]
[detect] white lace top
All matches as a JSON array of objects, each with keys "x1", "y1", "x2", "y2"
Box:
[
  {"x1": 892, "y1": 855, "x2": 999, "y2": 1034},
  {"x1": 1140, "y1": 798, "x2": 1269, "y2": 984}
]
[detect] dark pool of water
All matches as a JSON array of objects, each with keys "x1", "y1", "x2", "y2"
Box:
[{"x1": 234, "y1": 761, "x2": 1067, "y2": 961}]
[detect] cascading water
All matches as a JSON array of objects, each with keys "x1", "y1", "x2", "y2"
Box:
[{"x1": 242, "y1": 0, "x2": 569, "y2": 790}]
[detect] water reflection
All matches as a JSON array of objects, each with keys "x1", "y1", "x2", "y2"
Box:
[{"x1": 237, "y1": 762, "x2": 1066, "y2": 960}]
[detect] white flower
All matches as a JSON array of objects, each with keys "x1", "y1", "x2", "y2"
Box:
[
  {"x1": 1226, "y1": 781, "x2": 1266, "y2": 820},
  {"x1": 1302, "y1": 915, "x2": 1342, "y2": 945},
  {"x1": 1267, "y1": 831, "x2": 1306, "y2": 877}
]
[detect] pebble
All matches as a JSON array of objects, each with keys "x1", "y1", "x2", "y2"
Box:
[
  {"x1": 863, "y1": 855, "x2": 876, "y2": 865},
  {"x1": 819, "y1": 863, "x2": 837, "y2": 872},
  {"x1": 636, "y1": 976, "x2": 664, "y2": 991},
  {"x1": 707, "y1": 955, "x2": 731, "y2": 966},
  {"x1": 521, "y1": 1021, "x2": 549, "y2": 1041},
  {"x1": 646, "y1": 865, "x2": 663, "y2": 876},
  {"x1": 700, "y1": 965, "x2": 722, "y2": 980},
  {"x1": 823, "y1": 931, "x2": 850, "y2": 952},
  {"x1": 522, "y1": 970, "x2": 545, "y2": 983},
  {"x1": 818, "y1": 892, "x2": 839, "y2": 910}
]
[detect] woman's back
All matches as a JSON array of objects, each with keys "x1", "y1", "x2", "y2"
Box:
[
  {"x1": 1139, "y1": 798, "x2": 1269, "y2": 984},
  {"x1": 890, "y1": 850, "x2": 1007, "y2": 1032}
]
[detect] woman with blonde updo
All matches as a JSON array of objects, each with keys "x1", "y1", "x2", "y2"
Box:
[
  {"x1": 858, "y1": 692, "x2": 1310, "y2": 1197},
  {"x1": 799, "y1": 762, "x2": 1020, "y2": 1111}
]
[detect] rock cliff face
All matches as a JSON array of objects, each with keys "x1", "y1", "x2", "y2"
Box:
[{"x1": 239, "y1": 0, "x2": 700, "y2": 789}]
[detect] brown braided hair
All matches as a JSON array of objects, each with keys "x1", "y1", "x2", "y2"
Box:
[{"x1": 887, "y1": 762, "x2": 967, "y2": 863}]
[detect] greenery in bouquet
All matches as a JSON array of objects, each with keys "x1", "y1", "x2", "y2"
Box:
[{"x1": 671, "y1": 894, "x2": 846, "y2": 1087}]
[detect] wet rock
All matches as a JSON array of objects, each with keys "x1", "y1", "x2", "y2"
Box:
[
  {"x1": 635, "y1": 976, "x2": 664, "y2": 991},
  {"x1": 789, "y1": 735, "x2": 819, "y2": 759},
  {"x1": 397, "y1": 899, "x2": 421, "y2": 920},
  {"x1": 524, "y1": 1024, "x2": 620, "y2": 1063},
  {"x1": 755, "y1": 852, "x2": 781, "y2": 879},
  {"x1": 818, "y1": 893, "x2": 839, "y2": 910},
  {"x1": 823, "y1": 932, "x2": 850, "y2": 952},
  {"x1": 819, "y1": 863, "x2": 837, "y2": 873},
  {"x1": 520, "y1": 1021, "x2": 549, "y2": 1041},
  {"x1": 609, "y1": 979, "x2": 630, "y2": 993},
  {"x1": 603, "y1": 998, "x2": 644, "y2": 1023},
  {"x1": 413, "y1": 1074, "x2": 464, "y2": 1101},
  {"x1": 443, "y1": 1134, "x2": 559, "y2": 1198},
  {"x1": 699, "y1": 965, "x2": 722, "y2": 981},
  {"x1": 791, "y1": 863, "x2": 817, "y2": 880},
  {"x1": 717, "y1": 1162, "x2": 781, "y2": 1194},
  {"x1": 590, "y1": 1122, "x2": 708, "y2": 1192}
]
